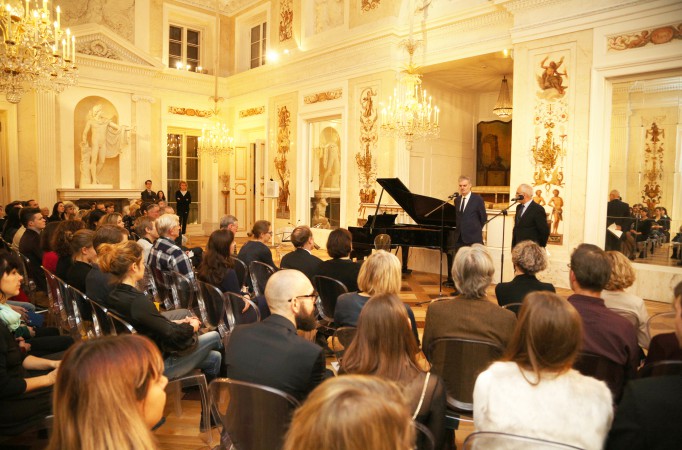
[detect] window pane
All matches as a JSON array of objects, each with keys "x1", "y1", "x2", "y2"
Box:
[
  {"x1": 262, "y1": 22, "x2": 266, "y2": 36},
  {"x1": 251, "y1": 26, "x2": 259, "y2": 41},
  {"x1": 186, "y1": 45, "x2": 198, "y2": 60},
  {"x1": 169, "y1": 41, "x2": 182, "y2": 57},
  {"x1": 167, "y1": 158, "x2": 181, "y2": 180},
  {"x1": 169, "y1": 56, "x2": 181, "y2": 69},
  {"x1": 169, "y1": 26, "x2": 182, "y2": 41},
  {"x1": 187, "y1": 181, "x2": 199, "y2": 194},
  {"x1": 186, "y1": 136, "x2": 198, "y2": 158},
  {"x1": 188, "y1": 203, "x2": 199, "y2": 225},
  {"x1": 167, "y1": 134, "x2": 182, "y2": 156},
  {"x1": 186, "y1": 158, "x2": 198, "y2": 179},
  {"x1": 187, "y1": 29, "x2": 200, "y2": 45}
]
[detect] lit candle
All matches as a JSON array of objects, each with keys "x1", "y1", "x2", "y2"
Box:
[
  {"x1": 71, "y1": 35, "x2": 75, "y2": 63},
  {"x1": 62, "y1": 38, "x2": 66, "y2": 59},
  {"x1": 25, "y1": 0, "x2": 29, "y2": 18},
  {"x1": 42, "y1": 0, "x2": 46, "y2": 11},
  {"x1": 56, "y1": 5, "x2": 60, "y2": 28}
]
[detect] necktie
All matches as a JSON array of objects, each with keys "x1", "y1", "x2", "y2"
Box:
[
  {"x1": 519, "y1": 203, "x2": 526, "y2": 218},
  {"x1": 460, "y1": 197, "x2": 466, "y2": 212}
]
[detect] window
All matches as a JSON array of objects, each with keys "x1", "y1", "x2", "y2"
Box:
[
  {"x1": 167, "y1": 131, "x2": 201, "y2": 225},
  {"x1": 169, "y1": 25, "x2": 201, "y2": 71},
  {"x1": 250, "y1": 22, "x2": 267, "y2": 69}
]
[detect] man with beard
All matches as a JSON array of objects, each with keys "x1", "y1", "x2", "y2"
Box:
[{"x1": 223, "y1": 269, "x2": 326, "y2": 401}]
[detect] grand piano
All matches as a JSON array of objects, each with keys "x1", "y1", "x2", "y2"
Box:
[{"x1": 349, "y1": 178, "x2": 457, "y2": 271}]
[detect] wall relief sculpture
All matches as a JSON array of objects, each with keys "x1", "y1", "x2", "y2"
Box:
[
  {"x1": 61, "y1": 0, "x2": 135, "y2": 43},
  {"x1": 356, "y1": 87, "x2": 378, "y2": 215},
  {"x1": 279, "y1": 0, "x2": 293, "y2": 42},
  {"x1": 607, "y1": 23, "x2": 682, "y2": 51},
  {"x1": 275, "y1": 106, "x2": 292, "y2": 219},
  {"x1": 641, "y1": 121, "x2": 666, "y2": 209}
]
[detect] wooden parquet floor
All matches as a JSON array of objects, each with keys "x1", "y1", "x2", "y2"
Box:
[{"x1": 151, "y1": 235, "x2": 673, "y2": 449}]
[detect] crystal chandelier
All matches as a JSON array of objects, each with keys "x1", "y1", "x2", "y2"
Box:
[
  {"x1": 0, "y1": 0, "x2": 78, "y2": 104},
  {"x1": 493, "y1": 75, "x2": 512, "y2": 118},
  {"x1": 197, "y1": 0, "x2": 233, "y2": 162},
  {"x1": 380, "y1": 39, "x2": 440, "y2": 151}
]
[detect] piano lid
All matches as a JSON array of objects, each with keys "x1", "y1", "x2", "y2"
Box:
[{"x1": 377, "y1": 178, "x2": 457, "y2": 227}]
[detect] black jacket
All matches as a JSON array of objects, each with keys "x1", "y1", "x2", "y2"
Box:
[{"x1": 512, "y1": 201, "x2": 549, "y2": 248}]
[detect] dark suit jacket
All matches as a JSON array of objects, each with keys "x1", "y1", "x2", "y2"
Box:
[
  {"x1": 494, "y1": 274, "x2": 555, "y2": 307},
  {"x1": 316, "y1": 258, "x2": 362, "y2": 293},
  {"x1": 224, "y1": 314, "x2": 326, "y2": 401},
  {"x1": 607, "y1": 375, "x2": 682, "y2": 450},
  {"x1": 175, "y1": 190, "x2": 191, "y2": 215},
  {"x1": 141, "y1": 189, "x2": 158, "y2": 203},
  {"x1": 512, "y1": 200, "x2": 549, "y2": 248},
  {"x1": 606, "y1": 199, "x2": 630, "y2": 251},
  {"x1": 18, "y1": 228, "x2": 46, "y2": 291},
  {"x1": 454, "y1": 193, "x2": 487, "y2": 246},
  {"x1": 280, "y1": 248, "x2": 322, "y2": 282}
]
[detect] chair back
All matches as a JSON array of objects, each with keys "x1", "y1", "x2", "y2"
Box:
[
  {"x1": 313, "y1": 275, "x2": 348, "y2": 321},
  {"x1": 107, "y1": 311, "x2": 137, "y2": 335},
  {"x1": 224, "y1": 292, "x2": 261, "y2": 326},
  {"x1": 609, "y1": 307, "x2": 640, "y2": 328},
  {"x1": 12, "y1": 249, "x2": 37, "y2": 298},
  {"x1": 42, "y1": 267, "x2": 67, "y2": 329},
  {"x1": 149, "y1": 266, "x2": 178, "y2": 309},
  {"x1": 88, "y1": 299, "x2": 112, "y2": 337},
  {"x1": 501, "y1": 302, "x2": 523, "y2": 316},
  {"x1": 209, "y1": 378, "x2": 299, "y2": 450},
  {"x1": 249, "y1": 261, "x2": 276, "y2": 297},
  {"x1": 197, "y1": 280, "x2": 229, "y2": 337},
  {"x1": 414, "y1": 421, "x2": 435, "y2": 450},
  {"x1": 573, "y1": 352, "x2": 626, "y2": 403},
  {"x1": 426, "y1": 337, "x2": 504, "y2": 412},
  {"x1": 331, "y1": 326, "x2": 357, "y2": 362},
  {"x1": 647, "y1": 311, "x2": 675, "y2": 339},
  {"x1": 374, "y1": 233, "x2": 392, "y2": 251},
  {"x1": 638, "y1": 360, "x2": 682, "y2": 378},
  {"x1": 64, "y1": 285, "x2": 95, "y2": 340},
  {"x1": 233, "y1": 258, "x2": 249, "y2": 290},
  {"x1": 463, "y1": 431, "x2": 584, "y2": 449},
  {"x1": 168, "y1": 270, "x2": 201, "y2": 312}
]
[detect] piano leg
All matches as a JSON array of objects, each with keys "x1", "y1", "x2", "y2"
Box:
[{"x1": 400, "y1": 246, "x2": 412, "y2": 275}]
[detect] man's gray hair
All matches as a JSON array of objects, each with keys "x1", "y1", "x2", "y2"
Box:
[
  {"x1": 458, "y1": 175, "x2": 471, "y2": 183},
  {"x1": 518, "y1": 184, "x2": 533, "y2": 197},
  {"x1": 220, "y1": 214, "x2": 238, "y2": 229},
  {"x1": 452, "y1": 244, "x2": 495, "y2": 298},
  {"x1": 155, "y1": 213, "x2": 180, "y2": 237}
]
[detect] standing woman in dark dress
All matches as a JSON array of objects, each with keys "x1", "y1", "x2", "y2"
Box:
[
  {"x1": 0, "y1": 251, "x2": 60, "y2": 436},
  {"x1": 175, "y1": 181, "x2": 191, "y2": 236}
]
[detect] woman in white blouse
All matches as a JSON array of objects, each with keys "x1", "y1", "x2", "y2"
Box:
[{"x1": 473, "y1": 291, "x2": 613, "y2": 450}]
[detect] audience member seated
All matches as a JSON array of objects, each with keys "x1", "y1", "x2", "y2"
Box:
[
  {"x1": 316, "y1": 228, "x2": 362, "y2": 293},
  {"x1": 62, "y1": 202, "x2": 77, "y2": 221},
  {"x1": 601, "y1": 251, "x2": 650, "y2": 349},
  {"x1": 99, "y1": 241, "x2": 222, "y2": 381},
  {"x1": 336, "y1": 250, "x2": 419, "y2": 344},
  {"x1": 85, "y1": 225, "x2": 128, "y2": 306},
  {"x1": 341, "y1": 293, "x2": 447, "y2": 449},
  {"x1": 198, "y1": 229, "x2": 266, "y2": 323},
  {"x1": 280, "y1": 225, "x2": 322, "y2": 282},
  {"x1": 567, "y1": 244, "x2": 639, "y2": 378},
  {"x1": 148, "y1": 214, "x2": 196, "y2": 282},
  {"x1": 64, "y1": 229, "x2": 96, "y2": 295},
  {"x1": 98, "y1": 212, "x2": 125, "y2": 229},
  {"x1": 606, "y1": 280, "x2": 682, "y2": 450},
  {"x1": 422, "y1": 244, "x2": 516, "y2": 353},
  {"x1": 219, "y1": 214, "x2": 239, "y2": 253},
  {"x1": 47, "y1": 202, "x2": 65, "y2": 223},
  {"x1": 53, "y1": 220, "x2": 86, "y2": 279},
  {"x1": 645, "y1": 282, "x2": 682, "y2": 365},
  {"x1": 1, "y1": 202, "x2": 22, "y2": 243},
  {"x1": 86, "y1": 210, "x2": 105, "y2": 230},
  {"x1": 18, "y1": 207, "x2": 47, "y2": 292},
  {"x1": 47, "y1": 335, "x2": 167, "y2": 450},
  {"x1": 236, "y1": 219, "x2": 278, "y2": 270},
  {"x1": 40, "y1": 222, "x2": 60, "y2": 274},
  {"x1": 474, "y1": 291, "x2": 613, "y2": 450},
  {"x1": 123, "y1": 204, "x2": 138, "y2": 233},
  {"x1": 224, "y1": 269, "x2": 325, "y2": 401},
  {"x1": 283, "y1": 375, "x2": 415, "y2": 450},
  {"x1": 0, "y1": 252, "x2": 61, "y2": 436},
  {"x1": 494, "y1": 240, "x2": 555, "y2": 307},
  {"x1": 133, "y1": 216, "x2": 158, "y2": 263}
]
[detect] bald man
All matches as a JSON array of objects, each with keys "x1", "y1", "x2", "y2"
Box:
[
  {"x1": 223, "y1": 270, "x2": 326, "y2": 401},
  {"x1": 512, "y1": 183, "x2": 550, "y2": 248}
]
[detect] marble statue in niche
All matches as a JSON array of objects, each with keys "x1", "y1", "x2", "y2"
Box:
[
  {"x1": 79, "y1": 103, "x2": 132, "y2": 186},
  {"x1": 318, "y1": 126, "x2": 341, "y2": 190}
]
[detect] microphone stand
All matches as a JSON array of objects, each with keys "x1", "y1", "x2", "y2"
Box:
[
  {"x1": 425, "y1": 194, "x2": 457, "y2": 297},
  {"x1": 484, "y1": 198, "x2": 521, "y2": 284}
]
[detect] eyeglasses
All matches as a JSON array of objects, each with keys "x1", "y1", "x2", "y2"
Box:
[{"x1": 289, "y1": 291, "x2": 317, "y2": 303}]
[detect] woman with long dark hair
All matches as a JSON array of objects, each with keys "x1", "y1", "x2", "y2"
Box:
[{"x1": 47, "y1": 202, "x2": 65, "y2": 223}]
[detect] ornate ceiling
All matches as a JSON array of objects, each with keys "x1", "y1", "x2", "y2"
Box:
[
  {"x1": 425, "y1": 52, "x2": 514, "y2": 93},
  {"x1": 174, "y1": 0, "x2": 262, "y2": 15}
]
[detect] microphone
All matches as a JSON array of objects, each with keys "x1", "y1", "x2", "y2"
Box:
[
  {"x1": 514, "y1": 194, "x2": 524, "y2": 201},
  {"x1": 448, "y1": 192, "x2": 460, "y2": 200}
]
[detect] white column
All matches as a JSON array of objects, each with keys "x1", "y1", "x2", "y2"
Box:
[
  {"x1": 35, "y1": 91, "x2": 58, "y2": 206},
  {"x1": 132, "y1": 94, "x2": 155, "y2": 189}
]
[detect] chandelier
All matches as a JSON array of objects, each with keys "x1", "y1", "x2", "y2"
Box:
[
  {"x1": 493, "y1": 75, "x2": 512, "y2": 118},
  {"x1": 380, "y1": 39, "x2": 440, "y2": 151},
  {"x1": 0, "y1": 0, "x2": 78, "y2": 104},
  {"x1": 197, "y1": 0, "x2": 233, "y2": 162}
]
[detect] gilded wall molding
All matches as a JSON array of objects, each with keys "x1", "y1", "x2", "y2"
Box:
[
  {"x1": 239, "y1": 106, "x2": 265, "y2": 118},
  {"x1": 279, "y1": 0, "x2": 293, "y2": 42},
  {"x1": 167, "y1": 106, "x2": 214, "y2": 117},
  {"x1": 356, "y1": 86, "x2": 379, "y2": 214},
  {"x1": 607, "y1": 23, "x2": 682, "y2": 51},
  {"x1": 275, "y1": 105, "x2": 292, "y2": 219},
  {"x1": 304, "y1": 89, "x2": 343, "y2": 104},
  {"x1": 361, "y1": 0, "x2": 381, "y2": 12}
]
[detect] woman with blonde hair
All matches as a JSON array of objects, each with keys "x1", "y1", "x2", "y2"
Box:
[
  {"x1": 341, "y1": 293, "x2": 447, "y2": 449},
  {"x1": 98, "y1": 212, "x2": 125, "y2": 229},
  {"x1": 335, "y1": 250, "x2": 419, "y2": 343},
  {"x1": 602, "y1": 250, "x2": 650, "y2": 349},
  {"x1": 47, "y1": 334, "x2": 167, "y2": 450},
  {"x1": 283, "y1": 375, "x2": 415, "y2": 450},
  {"x1": 474, "y1": 291, "x2": 613, "y2": 449}
]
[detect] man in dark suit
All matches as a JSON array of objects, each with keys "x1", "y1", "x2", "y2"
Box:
[
  {"x1": 141, "y1": 179, "x2": 157, "y2": 203},
  {"x1": 223, "y1": 269, "x2": 326, "y2": 401},
  {"x1": 280, "y1": 225, "x2": 322, "y2": 283},
  {"x1": 445, "y1": 175, "x2": 487, "y2": 287},
  {"x1": 511, "y1": 183, "x2": 549, "y2": 248},
  {"x1": 605, "y1": 189, "x2": 630, "y2": 252},
  {"x1": 18, "y1": 207, "x2": 47, "y2": 292}
]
